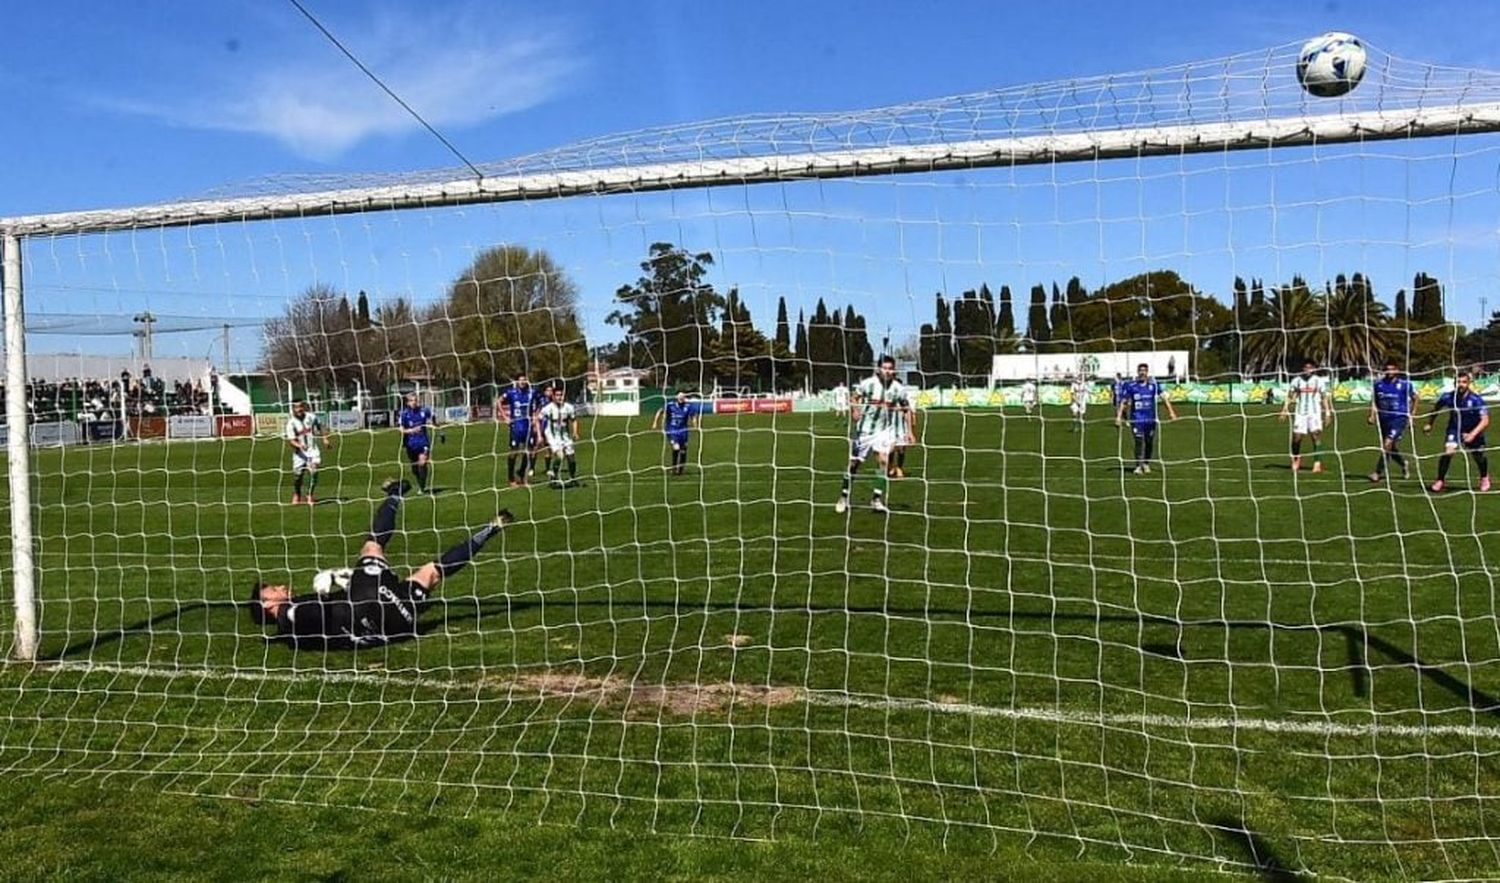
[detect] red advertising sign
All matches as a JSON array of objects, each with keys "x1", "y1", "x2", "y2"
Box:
[
  {"x1": 128, "y1": 416, "x2": 168, "y2": 440},
  {"x1": 753, "y1": 398, "x2": 793, "y2": 413},
  {"x1": 714, "y1": 399, "x2": 752, "y2": 414},
  {"x1": 216, "y1": 415, "x2": 254, "y2": 437},
  {"x1": 472, "y1": 405, "x2": 494, "y2": 420}
]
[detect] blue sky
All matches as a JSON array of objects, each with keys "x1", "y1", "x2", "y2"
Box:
[{"x1": 6, "y1": 0, "x2": 1500, "y2": 371}]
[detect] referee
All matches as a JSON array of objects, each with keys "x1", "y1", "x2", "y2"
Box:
[{"x1": 246, "y1": 479, "x2": 513, "y2": 647}]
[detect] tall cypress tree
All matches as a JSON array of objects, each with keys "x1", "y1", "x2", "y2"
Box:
[
  {"x1": 997, "y1": 284, "x2": 1016, "y2": 337},
  {"x1": 934, "y1": 293, "x2": 958, "y2": 386},
  {"x1": 1028, "y1": 283, "x2": 1051, "y2": 343}
]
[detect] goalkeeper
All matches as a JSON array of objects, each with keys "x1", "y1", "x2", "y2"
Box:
[{"x1": 246, "y1": 480, "x2": 513, "y2": 647}]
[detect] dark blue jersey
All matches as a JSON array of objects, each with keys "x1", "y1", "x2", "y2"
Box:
[
  {"x1": 1373, "y1": 377, "x2": 1415, "y2": 422},
  {"x1": 1122, "y1": 379, "x2": 1164, "y2": 425},
  {"x1": 399, "y1": 405, "x2": 434, "y2": 448},
  {"x1": 1436, "y1": 390, "x2": 1488, "y2": 436},
  {"x1": 663, "y1": 401, "x2": 693, "y2": 434},
  {"x1": 501, "y1": 386, "x2": 540, "y2": 424}
]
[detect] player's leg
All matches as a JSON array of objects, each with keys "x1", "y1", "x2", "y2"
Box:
[
  {"x1": 1432, "y1": 441, "x2": 1457, "y2": 492},
  {"x1": 1473, "y1": 444, "x2": 1491, "y2": 491},
  {"x1": 1142, "y1": 426, "x2": 1156, "y2": 473},
  {"x1": 837, "y1": 439, "x2": 865, "y2": 513},
  {"x1": 415, "y1": 450, "x2": 433, "y2": 493},
  {"x1": 360, "y1": 478, "x2": 410, "y2": 559},
  {"x1": 506, "y1": 437, "x2": 519, "y2": 486},
  {"x1": 1310, "y1": 430, "x2": 1325, "y2": 473},
  {"x1": 1290, "y1": 431, "x2": 1303, "y2": 471},
  {"x1": 565, "y1": 441, "x2": 578, "y2": 482},
  {"x1": 1371, "y1": 435, "x2": 1392, "y2": 482},
  {"x1": 405, "y1": 509, "x2": 516, "y2": 592},
  {"x1": 1131, "y1": 427, "x2": 1146, "y2": 473},
  {"x1": 304, "y1": 459, "x2": 321, "y2": 504},
  {"x1": 291, "y1": 462, "x2": 306, "y2": 504}
]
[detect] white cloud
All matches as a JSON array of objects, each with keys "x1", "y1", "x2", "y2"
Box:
[{"x1": 99, "y1": 7, "x2": 579, "y2": 160}]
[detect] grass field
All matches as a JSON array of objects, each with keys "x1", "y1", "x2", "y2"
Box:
[{"x1": 3, "y1": 403, "x2": 1500, "y2": 879}]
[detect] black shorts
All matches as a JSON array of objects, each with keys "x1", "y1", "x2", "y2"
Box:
[
  {"x1": 349, "y1": 556, "x2": 430, "y2": 636},
  {"x1": 404, "y1": 443, "x2": 430, "y2": 463}
]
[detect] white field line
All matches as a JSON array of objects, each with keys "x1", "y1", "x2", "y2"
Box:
[{"x1": 23, "y1": 660, "x2": 1500, "y2": 742}]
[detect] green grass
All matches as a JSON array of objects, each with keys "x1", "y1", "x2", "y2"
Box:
[{"x1": 4, "y1": 404, "x2": 1500, "y2": 879}]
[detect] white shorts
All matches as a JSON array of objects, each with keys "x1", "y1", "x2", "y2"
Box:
[
  {"x1": 1070, "y1": 401, "x2": 1086, "y2": 416},
  {"x1": 1292, "y1": 414, "x2": 1324, "y2": 436},
  {"x1": 547, "y1": 439, "x2": 576, "y2": 457},
  {"x1": 291, "y1": 453, "x2": 322, "y2": 473},
  {"x1": 851, "y1": 431, "x2": 895, "y2": 460},
  {"x1": 1022, "y1": 397, "x2": 1037, "y2": 409}
]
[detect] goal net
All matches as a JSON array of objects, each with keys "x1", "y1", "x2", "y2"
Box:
[{"x1": 4, "y1": 39, "x2": 1500, "y2": 876}]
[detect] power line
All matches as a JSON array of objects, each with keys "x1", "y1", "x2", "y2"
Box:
[{"x1": 285, "y1": 0, "x2": 484, "y2": 181}]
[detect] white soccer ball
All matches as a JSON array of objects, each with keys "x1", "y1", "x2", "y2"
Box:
[
  {"x1": 1297, "y1": 32, "x2": 1367, "y2": 98},
  {"x1": 311, "y1": 567, "x2": 352, "y2": 595}
]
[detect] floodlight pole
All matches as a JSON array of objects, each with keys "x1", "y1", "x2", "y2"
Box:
[{"x1": 3, "y1": 232, "x2": 37, "y2": 661}]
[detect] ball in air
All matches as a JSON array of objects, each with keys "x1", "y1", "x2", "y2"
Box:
[{"x1": 1297, "y1": 32, "x2": 1367, "y2": 98}]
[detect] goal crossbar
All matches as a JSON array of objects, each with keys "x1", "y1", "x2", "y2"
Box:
[{"x1": 6, "y1": 102, "x2": 1500, "y2": 238}]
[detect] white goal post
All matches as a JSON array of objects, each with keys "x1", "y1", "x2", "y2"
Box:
[{"x1": 7, "y1": 39, "x2": 1500, "y2": 875}]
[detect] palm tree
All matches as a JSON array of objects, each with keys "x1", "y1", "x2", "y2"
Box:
[
  {"x1": 1239, "y1": 278, "x2": 1325, "y2": 377},
  {"x1": 1325, "y1": 277, "x2": 1393, "y2": 375}
]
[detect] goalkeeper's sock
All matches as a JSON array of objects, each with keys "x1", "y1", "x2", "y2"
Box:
[
  {"x1": 436, "y1": 522, "x2": 503, "y2": 578},
  {"x1": 368, "y1": 495, "x2": 401, "y2": 548},
  {"x1": 1437, "y1": 454, "x2": 1454, "y2": 481}
]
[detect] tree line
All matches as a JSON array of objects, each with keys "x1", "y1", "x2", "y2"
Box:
[{"x1": 263, "y1": 239, "x2": 1489, "y2": 394}]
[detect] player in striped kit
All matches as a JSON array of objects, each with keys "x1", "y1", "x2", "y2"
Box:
[
  {"x1": 285, "y1": 400, "x2": 334, "y2": 505},
  {"x1": 1279, "y1": 360, "x2": 1332, "y2": 473},
  {"x1": 837, "y1": 355, "x2": 906, "y2": 514}
]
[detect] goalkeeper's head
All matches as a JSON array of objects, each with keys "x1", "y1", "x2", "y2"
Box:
[{"x1": 246, "y1": 582, "x2": 291, "y2": 626}]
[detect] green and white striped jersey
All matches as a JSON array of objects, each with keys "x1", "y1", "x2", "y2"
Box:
[{"x1": 853, "y1": 375, "x2": 909, "y2": 437}]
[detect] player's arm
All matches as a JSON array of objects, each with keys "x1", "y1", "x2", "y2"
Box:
[
  {"x1": 570, "y1": 415, "x2": 581, "y2": 439},
  {"x1": 1159, "y1": 388, "x2": 1179, "y2": 421},
  {"x1": 1322, "y1": 387, "x2": 1333, "y2": 421},
  {"x1": 1422, "y1": 397, "x2": 1444, "y2": 434},
  {"x1": 1367, "y1": 395, "x2": 1378, "y2": 425},
  {"x1": 1115, "y1": 397, "x2": 1126, "y2": 425},
  {"x1": 285, "y1": 425, "x2": 306, "y2": 454},
  {"x1": 906, "y1": 403, "x2": 918, "y2": 442},
  {"x1": 1279, "y1": 387, "x2": 1294, "y2": 420},
  {"x1": 651, "y1": 408, "x2": 663, "y2": 430},
  {"x1": 1468, "y1": 407, "x2": 1490, "y2": 443}
]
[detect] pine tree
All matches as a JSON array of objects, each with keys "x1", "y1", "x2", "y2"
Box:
[
  {"x1": 997, "y1": 284, "x2": 1016, "y2": 337},
  {"x1": 1028, "y1": 284, "x2": 1051, "y2": 343}
]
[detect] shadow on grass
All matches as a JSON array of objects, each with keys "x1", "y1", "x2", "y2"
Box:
[
  {"x1": 42, "y1": 597, "x2": 1500, "y2": 724},
  {"x1": 1207, "y1": 816, "x2": 1306, "y2": 881}
]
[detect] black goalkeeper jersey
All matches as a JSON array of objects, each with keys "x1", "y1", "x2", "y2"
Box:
[{"x1": 274, "y1": 557, "x2": 429, "y2": 647}]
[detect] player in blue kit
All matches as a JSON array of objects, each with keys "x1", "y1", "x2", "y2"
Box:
[
  {"x1": 1115, "y1": 363, "x2": 1179, "y2": 474},
  {"x1": 652, "y1": 389, "x2": 698, "y2": 476},
  {"x1": 500, "y1": 374, "x2": 542, "y2": 487},
  {"x1": 1367, "y1": 359, "x2": 1418, "y2": 482},
  {"x1": 397, "y1": 392, "x2": 437, "y2": 494},
  {"x1": 1423, "y1": 371, "x2": 1491, "y2": 494}
]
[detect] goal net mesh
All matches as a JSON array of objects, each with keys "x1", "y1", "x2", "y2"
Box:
[{"x1": 4, "y1": 40, "x2": 1500, "y2": 876}]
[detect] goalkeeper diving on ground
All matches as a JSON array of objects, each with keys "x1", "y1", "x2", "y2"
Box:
[{"x1": 245, "y1": 479, "x2": 513, "y2": 647}]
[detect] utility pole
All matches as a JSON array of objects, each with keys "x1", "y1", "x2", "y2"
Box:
[
  {"x1": 222, "y1": 323, "x2": 232, "y2": 373},
  {"x1": 132, "y1": 311, "x2": 156, "y2": 361}
]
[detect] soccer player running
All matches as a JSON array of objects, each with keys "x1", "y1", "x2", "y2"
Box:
[
  {"x1": 1367, "y1": 359, "x2": 1418, "y2": 482},
  {"x1": 1115, "y1": 362, "x2": 1179, "y2": 474},
  {"x1": 285, "y1": 400, "x2": 334, "y2": 505},
  {"x1": 534, "y1": 386, "x2": 581, "y2": 487},
  {"x1": 397, "y1": 392, "x2": 437, "y2": 494},
  {"x1": 652, "y1": 389, "x2": 698, "y2": 476},
  {"x1": 1279, "y1": 359, "x2": 1333, "y2": 473},
  {"x1": 500, "y1": 374, "x2": 542, "y2": 487},
  {"x1": 246, "y1": 480, "x2": 514, "y2": 647},
  {"x1": 1069, "y1": 375, "x2": 1090, "y2": 431},
  {"x1": 837, "y1": 355, "x2": 906, "y2": 514},
  {"x1": 1423, "y1": 370, "x2": 1491, "y2": 493}
]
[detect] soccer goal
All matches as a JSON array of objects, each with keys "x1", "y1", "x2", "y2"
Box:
[{"x1": 5, "y1": 38, "x2": 1500, "y2": 876}]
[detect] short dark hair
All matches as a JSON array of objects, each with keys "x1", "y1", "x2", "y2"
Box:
[
  {"x1": 247, "y1": 582, "x2": 270, "y2": 626},
  {"x1": 879, "y1": 355, "x2": 896, "y2": 368},
  {"x1": 1137, "y1": 363, "x2": 1149, "y2": 371},
  {"x1": 1303, "y1": 359, "x2": 1318, "y2": 368}
]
